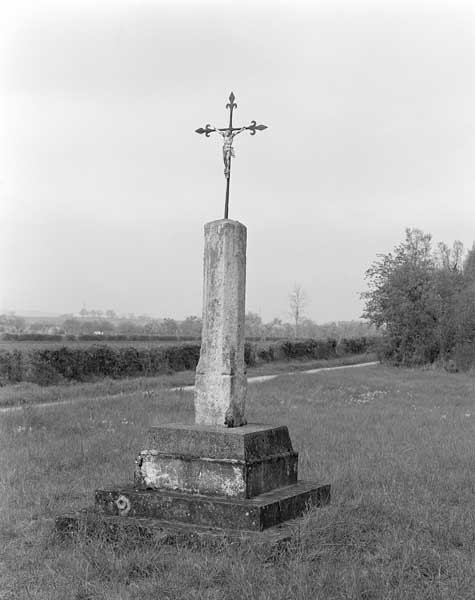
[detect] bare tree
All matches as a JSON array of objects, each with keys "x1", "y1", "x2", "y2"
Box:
[{"x1": 289, "y1": 283, "x2": 307, "y2": 338}]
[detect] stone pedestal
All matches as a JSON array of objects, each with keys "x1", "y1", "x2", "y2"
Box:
[
  {"x1": 194, "y1": 220, "x2": 247, "y2": 427},
  {"x1": 134, "y1": 423, "x2": 299, "y2": 499},
  {"x1": 55, "y1": 218, "x2": 331, "y2": 547},
  {"x1": 57, "y1": 423, "x2": 330, "y2": 544}
]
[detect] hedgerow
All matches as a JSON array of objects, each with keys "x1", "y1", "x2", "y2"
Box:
[{"x1": 0, "y1": 337, "x2": 377, "y2": 386}]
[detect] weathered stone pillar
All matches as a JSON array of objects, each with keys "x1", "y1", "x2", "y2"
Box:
[{"x1": 194, "y1": 219, "x2": 247, "y2": 427}]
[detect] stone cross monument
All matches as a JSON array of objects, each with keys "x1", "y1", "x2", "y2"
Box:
[
  {"x1": 194, "y1": 92, "x2": 267, "y2": 426},
  {"x1": 58, "y1": 93, "x2": 330, "y2": 544}
]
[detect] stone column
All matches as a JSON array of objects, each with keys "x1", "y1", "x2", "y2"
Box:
[{"x1": 194, "y1": 219, "x2": 247, "y2": 427}]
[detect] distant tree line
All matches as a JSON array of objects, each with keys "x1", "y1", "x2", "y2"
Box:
[
  {"x1": 362, "y1": 228, "x2": 475, "y2": 370},
  {"x1": 1, "y1": 311, "x2": 378, "y2": 341}
]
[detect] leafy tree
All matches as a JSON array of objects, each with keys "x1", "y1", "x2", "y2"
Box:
[
  {"x1": 317, "y1": 321, "x2": 338, "y2": 339},
  {"x1": 180, "y1": 315, "x2": 202, "y2": 337},
  {"x1": 362, "y1": 229, "x2": 439, "y2": 364},
  {"x1": 452, "y1": 282, "x2": 475, "y2": 370},
  {"x1": 62, "y1": 318, "x2": 82, "y2": 335},
  {"x1": 299, "y1": 318, "x2": 320, "y2": 338},
  {"x1": 463, "y1": 243, "x2": 475, "y2": 283},
  {"x1": 79, "y1": 319, "x2": 115, "y2": 335},
  {"x1": 262, "y1": 318, "x2": 286, "y2": 338},
  {"x1": 158, "y1": 318, "x2": 179, "y2": 337},
  {"x1": 362, "y1": 228, "x2": 475, "y2": 367},
  {"x1": 244, "y1": 312, "x2": 263, "y2": 338},
  {"x1": 0, "y1": 314, "x2": 26, "y2": 332},
  {"x1": 115, "y1": 319, "x2": 143, "y2": 335},
  {"x1": 431, "y1": 242, "x2": 465, "y2": 359},
  {"x1": 453, "y1": 246, "x2": 475, "y2": 368},
  {"x1": 455, "y1": 282, "x2": 475, "y2": 342},
  {"x1": 143, "y1": 319, "x2": 162, "y2": 334}
]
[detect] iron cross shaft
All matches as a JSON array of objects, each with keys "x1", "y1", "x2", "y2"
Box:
[{"x1": 195, "y1": 92, "x2": 267, "y2": 219}]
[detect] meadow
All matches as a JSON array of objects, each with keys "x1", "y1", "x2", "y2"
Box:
[
  {"x1": 1, "y1": 364, "x2": 475, "y2": 599},
  {"x1": 0, "y1": 352, "x2": 374, "y2": 409}
]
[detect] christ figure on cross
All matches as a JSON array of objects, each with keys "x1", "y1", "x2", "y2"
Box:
[
  {"x1": 212, "y1": 126, "x2": 247, "y2": 178},
  {"x1": 196, "y1": 93, "x2": 267, "y2": 218}
]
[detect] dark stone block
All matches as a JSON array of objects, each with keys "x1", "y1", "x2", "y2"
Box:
[
  {"x1": 95, "y1": 481, "x2": 330, "y2": 532},
  {"x1": 145, "y1": 423, "x2": 294, "y2": 461},
  {"x1": 55, "y1": 509, "x2": 308, "y2": 552}
]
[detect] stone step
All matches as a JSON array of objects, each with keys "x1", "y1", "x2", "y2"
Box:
[
  {"x1": 135, "y1": 450, "x2": 298, "y2": 498},
  {"x1": 56, "y1": 509, "x2": 307, "y2": 551},
  {"x1": 94, "y1": 481, "x2": 330, "y2": 532},
  {"x1": 137, "y1": 422, "x2": 300, "y2": 499},
  {"x1": 145, "y1": 423, "x2": 295, "y2": 461}
]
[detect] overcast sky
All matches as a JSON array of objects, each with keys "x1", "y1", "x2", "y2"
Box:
[{"x1": 1, "y1": 0, "x2": 474, "y2": 322}]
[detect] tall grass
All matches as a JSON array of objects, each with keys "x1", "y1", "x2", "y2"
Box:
[{"x1": 1, "y1": 365, "x2": 475, "y2": 598}]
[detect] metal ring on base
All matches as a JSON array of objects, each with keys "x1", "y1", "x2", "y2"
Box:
[{"x1": 115, "y1": 495, "x2": 131, "y2": 516}]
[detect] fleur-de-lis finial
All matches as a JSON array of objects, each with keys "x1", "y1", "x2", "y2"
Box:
[
  {"x1": 226, "y1": 92, "x2": 237, "y2": 110},
  {"x1": 195, "y1": 124, "x2": 214, "y2": 137},
  {"x1": 247, "y1": 120, "x2": 268, "y2": 136}
]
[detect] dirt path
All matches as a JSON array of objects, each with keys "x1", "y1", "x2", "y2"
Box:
[
  {"x1": 0, "y1": 361, "x2": 379, "y2": 414},
  {"x1": 170, "y1": 361, "x2": 379, "y2": 390}
]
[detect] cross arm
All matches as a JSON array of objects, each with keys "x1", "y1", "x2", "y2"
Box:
[
  {"x1": 195, "y1": 124, "x2": 217, "y2": 138},
  {"x1": 195, "y1": 121, "x2": 268, "y2": 137},
  {"x1": 244, "y1": 121, "x2": 268, "y2": 136}
]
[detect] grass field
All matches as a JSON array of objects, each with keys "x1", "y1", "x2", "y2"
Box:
[
  {"x1": 0, "y1": 353, "x2": 375, "y2": 408},
  {"x1": 1, "y1": 364, "x2": 475, "y2": 599}
]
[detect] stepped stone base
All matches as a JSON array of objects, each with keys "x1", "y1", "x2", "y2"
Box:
[
  {"x1": 55, "y1": 422, "x2": 331, "y2": 546},
  {"x1": 95, "y1": 481, "x2": 330, "y2": 532}
]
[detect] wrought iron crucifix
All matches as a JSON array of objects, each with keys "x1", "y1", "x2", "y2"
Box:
[{"x1": 196, "y1": 92, "x2": 267, "y2": 219}]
